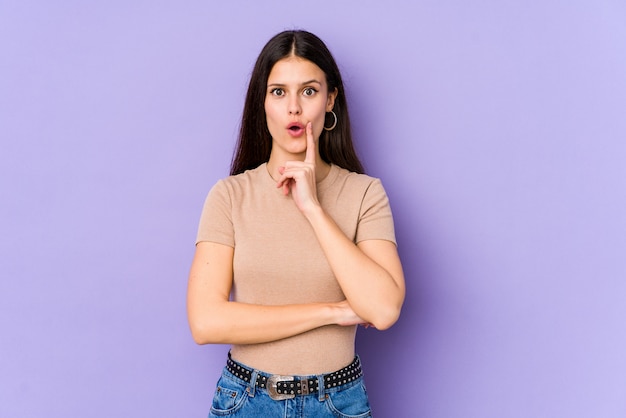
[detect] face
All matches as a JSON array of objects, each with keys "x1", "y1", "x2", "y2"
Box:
[{"x1": 265, "y1": 56, "x2": 337, "y2": 159}]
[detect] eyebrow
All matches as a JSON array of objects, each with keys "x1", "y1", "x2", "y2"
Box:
[{"x1": 267, "y1": 79, "x2": 323, "y2": 88}]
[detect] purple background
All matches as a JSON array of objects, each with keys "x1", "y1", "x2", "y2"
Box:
[{"x1": 1, "y1": 1, "x2": 625, "y2": 417}]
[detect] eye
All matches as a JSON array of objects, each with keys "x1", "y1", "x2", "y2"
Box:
[
  {"x1": 270, "y1": 88, "x2": 285, "y2": 97},
  {"x1": 303, "y1": 87, "x2": 317, "y2": 97}
]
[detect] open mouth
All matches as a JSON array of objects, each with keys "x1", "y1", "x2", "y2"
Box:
[
  {"x1": 288, "y1": 122, "x2": 304, "y2": 130},
  {"x1": 287, "y1": 123, "x2": 305, "y2": 136}
]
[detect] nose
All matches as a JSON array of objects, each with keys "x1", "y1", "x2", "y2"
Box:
[{"x1": 288, "y1": 96, "x2": 301, "y2": 115}]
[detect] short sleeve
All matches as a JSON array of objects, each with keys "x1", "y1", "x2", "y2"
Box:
[
  {"x1": 195, "y1": 180, "x2": 235, "y2": 247},
  {"x1": 355, "y1": 179, "x2": 397, "y2": 245}
]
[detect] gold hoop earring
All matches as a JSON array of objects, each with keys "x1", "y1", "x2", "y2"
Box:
[{"x1": 323, "y1": 110, "x2": 338, "y2": 131}]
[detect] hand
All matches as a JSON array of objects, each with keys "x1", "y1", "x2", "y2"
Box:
[
  {"x1": 275, "y1": 122, "x2": 320, "y2": 214},
  {"x1": 333, "y1": 300, "x2": 372, "y2": 328}
]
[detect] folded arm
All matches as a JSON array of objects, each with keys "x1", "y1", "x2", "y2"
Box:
[
  {"x1": 187, "y1": 241, "x2": 364, "y2": 345},
  {"x1": 305, "y1": 207, "x2": 405, "y2": 330}
]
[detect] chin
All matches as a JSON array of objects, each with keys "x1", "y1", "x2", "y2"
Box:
[
  {"x1": 283, "y1": 140, "x2": 306, "y2": 152},
  {"x1": 288, "y1": 147, "x2": 307, "y2": 156}
]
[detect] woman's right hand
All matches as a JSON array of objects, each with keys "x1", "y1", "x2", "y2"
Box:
[{"x1": 333, "y1": 300, "x2": 370, "y2": 327}]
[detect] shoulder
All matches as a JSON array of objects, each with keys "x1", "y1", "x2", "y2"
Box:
[
  {"x1": 331, "y1": 165, "x2": 386, "y2": 195},
  {"x1": 202, "y1": 165, "x2": 267, "y2": 211},
  {"x1": 223, "y1": 163, "x2": 266, "y2": 185},
  {"x1": 212, "y1": 164, "x2": 267, "y2": 193}
]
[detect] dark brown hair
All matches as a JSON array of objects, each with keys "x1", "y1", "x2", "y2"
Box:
[{"x1": 230, "y1": 30, "x2": 364, "y2": 175}]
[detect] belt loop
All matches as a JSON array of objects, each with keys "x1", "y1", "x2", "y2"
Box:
[
  {"x1": 247, "y1": 370, "x2": 258, "y2": 398},
  {"x1": 317, "y1": 374, "x2": 325, "y2": 402}
]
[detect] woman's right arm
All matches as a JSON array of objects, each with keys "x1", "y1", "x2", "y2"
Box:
[{"x1": 187, "y1": 241, "x2": 363, "y2": 345}]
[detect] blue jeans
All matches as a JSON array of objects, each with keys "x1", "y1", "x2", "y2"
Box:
[{"x1": 207, "y1": 357, "x2": 372, "y2": 417}]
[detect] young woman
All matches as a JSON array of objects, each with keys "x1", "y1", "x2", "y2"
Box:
[{"x1": 187, "y1": 30, "x2": 405, "y2": 417}]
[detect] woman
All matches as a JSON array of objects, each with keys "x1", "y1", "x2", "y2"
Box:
[{"x1": 187, "y1": 30, "x2": 405, "y2": 417}]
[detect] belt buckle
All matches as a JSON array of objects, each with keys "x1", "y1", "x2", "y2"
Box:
[{"x1": 267, "y1": 375, "x2": 295, "y2": 401}]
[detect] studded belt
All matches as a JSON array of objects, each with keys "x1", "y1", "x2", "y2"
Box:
[{"x1": 226, "y1": 353, "x2": 363, "y2": 401}]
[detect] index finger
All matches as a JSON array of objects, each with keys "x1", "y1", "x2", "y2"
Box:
[{"x1": 304, "y1": 122, "x2": 316, "y2": 164}]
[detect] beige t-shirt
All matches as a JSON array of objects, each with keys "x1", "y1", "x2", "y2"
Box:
[{"x1": 196, "y1": 163, "x2": 396, "y2": 374}]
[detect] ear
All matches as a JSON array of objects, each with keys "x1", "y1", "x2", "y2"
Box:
[{"x1": 326, "y1": 87, "x2": 338, "y2": 112}]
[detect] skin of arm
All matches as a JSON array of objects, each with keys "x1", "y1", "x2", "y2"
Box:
[
  {"x1": 307, "y1": 213, "x2": 405, "y2": 330},
  {"x1": 276, "y1": 124, "x2": 406, "y2": 330},
  {"x1": 187, "y1": 241, "x2": 365, "y2": 345}
]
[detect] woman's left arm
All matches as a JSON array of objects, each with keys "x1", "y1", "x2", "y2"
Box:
[
  {"x1": 305, "y1": 208, "x2": 405, "y2": 330},
  {"x1": 276, "y1": 123, "x2": 405, "y2": 330}
]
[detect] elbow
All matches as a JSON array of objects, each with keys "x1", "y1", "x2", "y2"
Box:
[
  {"x1": 188, "y1": 300, "x2": 234, "y2": 344},
  {"x1": 189, "y1": 319, "x2": 228, "y2": 345},
  {"x1": 370, "y1": 305, "x2": 402, "y2": 331},
  {"x1": 367, "y1": 295, "x2": 404, "y2": 331},
  {"x1": 189, "y1": 323, "x2": 212, "y2": 345},
  {"x1": 190, "y1": 328, "x2": 210, "y2": 345}
]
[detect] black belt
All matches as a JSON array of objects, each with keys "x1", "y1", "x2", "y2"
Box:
[{"x1": 226, "y1": 353, "x2": 363, "y2": 401}]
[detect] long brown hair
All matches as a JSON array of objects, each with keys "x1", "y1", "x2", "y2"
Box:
[{"x1": 230, "y1": 30, "x2": 364, "y2": 175}]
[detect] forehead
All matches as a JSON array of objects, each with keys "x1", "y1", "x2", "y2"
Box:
[{"x1": 267, "y1": 56, "x2": 326, "y2": 85}]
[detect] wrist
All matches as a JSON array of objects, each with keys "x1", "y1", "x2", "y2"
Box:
[
  {"x1": 323, "y1": 302, "x2": 340, "y2": 326},
  {"x1": 303, "y1": 203, "x2": 325, "y2": 224}
]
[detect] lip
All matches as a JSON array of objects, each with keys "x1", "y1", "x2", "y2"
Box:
[{"x1": 286, "y1": 122, "x2": 305, "y2": 137}]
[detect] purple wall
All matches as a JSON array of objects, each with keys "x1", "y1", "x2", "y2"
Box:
[{"x1": 1, "y1": 1, "x2": 625, "y2": 417}]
